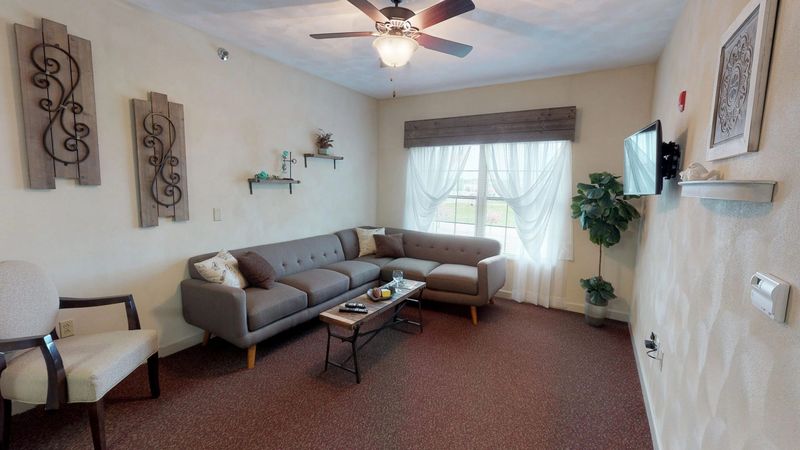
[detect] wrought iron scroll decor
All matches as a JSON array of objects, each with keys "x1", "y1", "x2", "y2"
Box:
[
  {"x1": 132, "y1": 92, "x2": 189, "y2": 227},
  {"x1": 14, "y1": 19, "x2": 100, "y2": 188}
]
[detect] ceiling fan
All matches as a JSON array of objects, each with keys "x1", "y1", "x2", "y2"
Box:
[{"x1": 310, "y1": 0, "x2": 475, "y2": 68}]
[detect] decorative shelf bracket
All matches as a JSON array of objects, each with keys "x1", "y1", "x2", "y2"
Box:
[
  {"x1": 248, "y1": 178, "x2": 301, "y2": 195},
  {"x1": 678, "y1": 180, "x2": 777, "y2": 203},
  {"x1": 303, "y1": 153, "x2": 344, "y2": 170}
]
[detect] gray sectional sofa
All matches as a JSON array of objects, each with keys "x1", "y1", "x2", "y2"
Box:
[{"x1": 181, "y1": 227, "x2": 505, "y2": 368}]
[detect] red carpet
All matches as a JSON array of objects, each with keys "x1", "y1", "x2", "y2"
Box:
[{"x1": 7, "y1": 299, "x2": 652, "y2": 449}]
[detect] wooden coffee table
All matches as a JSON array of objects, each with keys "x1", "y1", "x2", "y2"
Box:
[{"x1": 319, "y1": 280, "x2": 425, "y2": 383}]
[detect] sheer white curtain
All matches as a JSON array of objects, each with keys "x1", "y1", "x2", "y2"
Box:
[
  {"x1": 403, "y1": 145, "x2": 472, "y2": 232},
  {"x1": 484, "y1": 141, "x2": 573, "y2": 307}
]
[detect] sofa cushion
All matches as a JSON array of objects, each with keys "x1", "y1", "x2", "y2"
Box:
[
  {"x1": 356, "y1": 227, "x2": 385, "y2": 257},
  {"x1": 355, "y1": 255, "x2": 395, "y2": 268},
  {"x1": 386, "y1": 227, "x2": 501, "y2": 267},
  {"x1": 245, "y1": 283, "x2": 308, "y2": 331},
  {"x1": 193, "y1": 250, "x2": 248, "y2": 288},
  {"x1": 375, "y1": 234, "x2": 405, "y2": 258},
  {"x1": 426, "y1": 264, "x2": 479, "y2": 295},
  {"x1": 323, "y1": 261, "x2": 380, "y2": 289},
  {"x1": 237, "y1": 251, "x2": 277, "y2": 289},
  {"x1": 381, "y1": 258, "x2": 441, "y2": 282},
  {"x1": 279, "y1": 269, "x2": 350, "y2": 306}
]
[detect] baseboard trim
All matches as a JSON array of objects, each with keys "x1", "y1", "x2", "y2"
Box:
[
  {"x1": 159, "y1": 331, "x2": 204, "y2": 357},
  {"x1": 561, "y1": 301, "x2": 629, "y2": 322},
  {"x1": 629, "y1": 322, "x2": 660, "y2": 450},
  {"x1": 496, "y1": 290, "x2": 629, "y2": 322}
]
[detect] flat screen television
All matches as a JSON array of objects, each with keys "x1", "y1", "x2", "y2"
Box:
[{"x1": 623, "y1": 120, "x2": 680, "y2": 195}]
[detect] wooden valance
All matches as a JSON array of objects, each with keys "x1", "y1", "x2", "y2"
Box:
[{"x1": 404, "y1": 106, "x2": 576, "y2": 148}]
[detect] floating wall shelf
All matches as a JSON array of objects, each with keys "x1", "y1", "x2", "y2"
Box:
[
  {"x1": 248, "y1": 178, "x2": 301, "y2": 195},
  {"x1": 303, "y1": 153, "x2": 343, "y2": 169},
  {"x1": 678, "y1": 180, "x2": 777, "y2": 203}
]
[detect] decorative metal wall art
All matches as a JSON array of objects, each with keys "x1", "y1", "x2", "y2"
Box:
[
  {"x1": 14, "y1": 19, "x2": 100, "y2": 188},
  {"x1": 132, "y1": 92, "x2": 189, "y2": 227},
  {"x1": 707, "y1": 0, "x2": 778, "y2": 161}
]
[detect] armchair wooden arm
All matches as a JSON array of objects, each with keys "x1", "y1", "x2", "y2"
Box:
[
  {"x1": 0, "y1": 334, "x2": 66, "y2": 410},
  {"x1": 59, "y1": 295, "x2": 141, "y2": 331}
]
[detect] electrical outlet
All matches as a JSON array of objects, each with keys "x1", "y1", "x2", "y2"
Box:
[
  {"x1": 644, "y1": 331, "x2": 663, "y2": 371},
  {"x1": 59, "y1": 319, "x2": 75, "y2": 338}
]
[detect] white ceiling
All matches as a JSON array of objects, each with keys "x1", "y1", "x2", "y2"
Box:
[{"x1": 124, "y1": 0, "x2": 686, "y2": 99}]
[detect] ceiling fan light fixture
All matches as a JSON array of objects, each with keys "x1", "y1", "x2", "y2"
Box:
[{"x1": 373, "y1": 35, "x2": 418, "y2": 68}]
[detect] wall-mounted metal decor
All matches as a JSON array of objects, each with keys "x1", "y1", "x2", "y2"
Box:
[
  {"x1": 14, "y1": 19, "x2": 101, "y2": 188},
  {"x1": 132, "y1": 92, "x2": 189, "y2": 227}
]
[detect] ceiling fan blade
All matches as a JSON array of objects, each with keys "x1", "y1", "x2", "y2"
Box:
[
  {"x1": 347, "y1": 0, "x2": 388, "y2": 22},
  {"x1": 417, "y1": 33, "x2": 473, "y2": 57},
  {"x1": 412, "y1": 0, "x2": 475, "y2": 29},
  {"x1": 310, "y1": 31, "x2": 376, "y2": 39}
]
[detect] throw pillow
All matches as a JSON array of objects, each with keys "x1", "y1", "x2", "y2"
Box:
[
  {"x1": 356, "y1": 227, "x2": 385, "y2": 257},
  {"x1": 237, "y1": 251, "x2": 277, "y2": 289},
  {"x1": 194, "y1": 250, "x2": 248, "y2": 289},
  {"x1": 374, "y1": 234, "x2": 405, "y2": 258}
]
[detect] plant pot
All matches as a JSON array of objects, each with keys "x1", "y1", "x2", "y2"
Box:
[
  {"x1": 318, "y1": 147, "x2": 331, "y2": 156},
  {"x1": 584, "y1": 294, "x2": 607, "y2": 327}
]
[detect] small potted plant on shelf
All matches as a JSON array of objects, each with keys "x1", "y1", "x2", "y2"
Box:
[
  {"x1": 315, "y1": 129, "x2": 334, "y2": 156},
  {"x1": 571, "y1": 172, "x2": 640, "y2": 327}
]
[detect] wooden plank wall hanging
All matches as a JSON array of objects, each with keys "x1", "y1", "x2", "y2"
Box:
[
  {"x1": 14, "y1": 19, "x2": 100, "y2": 188},
  {"x1": 404, "y1": 106, "x2": 577, "y2": 148},
  {"x1": 132, "y1": 92, "x2": 189, "y2": 227}
]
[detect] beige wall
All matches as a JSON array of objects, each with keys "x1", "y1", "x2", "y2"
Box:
[
  {"x1": 0, "y1": 0, "x2": 378, "y2": 353},
  {"x1": 632, "y1": 0, "x2": 800, "y2": 448},
  {"x1": 377, "y1": 65, "x2": 655, "y2": 318}
]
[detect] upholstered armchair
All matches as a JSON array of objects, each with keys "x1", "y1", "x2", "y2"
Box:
[{"x1": 0, "y1": 261, "x2": 160, "y2": 450}]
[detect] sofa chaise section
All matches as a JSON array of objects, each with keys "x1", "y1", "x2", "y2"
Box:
[{"x1": 335, "y1": 228, "x2": 506, "y2": 325}]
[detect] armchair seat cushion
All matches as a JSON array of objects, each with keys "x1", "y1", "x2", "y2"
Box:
[
  {"x1": 380, "y1": 257, "x2": 441, "y2": 282},
  {"x1": 0, "y1": 329, "x2": 157, "y2": 404},
  {"x1": 278, "y1": 269, "x2": 350, "y2": 306},
  {"x1": 426, "y1": 264, "x2": 479, "y2": 295},
  {"x1": 246, "y1": 283, "x2": 308, "y2": 331},
  {"x1": 323, "y1": 261, "x2": 380, "y2": 288}
]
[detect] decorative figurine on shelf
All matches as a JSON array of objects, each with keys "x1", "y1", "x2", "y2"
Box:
[
  {"x1": 315, "y1": 129, "x2": 334, "y2": 156},
  {"x1": 255, "y1": 171, "x2": 268, "y2": 181},
  {"x1": 679, "y1": 162, "x2": 722, "y2": 182},
  {"x1": 281, "y1": 151, "x2": 297, "y2": 180}
]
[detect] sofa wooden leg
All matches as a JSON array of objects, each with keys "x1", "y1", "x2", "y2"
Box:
[
  {"x1": 147, "y1": 353, "x2": 160, "y2": 399},
  {"x1": 489, "y1": 297, "x2": 495, "y2": 304},
  {"x1": 202, "y1": 330, "x2": 211, "y2": 346},
  {"x1": 470, "y1": 306, "x2": 478, "y2": 326},
  {"x1": 88, "y1": 399, "x2": 106, "y2": 450},
  {"x1": 247, "y1": 345, "x2": 256, "y2": 369},
  {"x1": 1, "y1": 398, "x2": 11, "y2": 450}
]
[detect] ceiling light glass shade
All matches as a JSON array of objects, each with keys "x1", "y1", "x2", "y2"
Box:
[{"x1": 373, "y1": 35, "x2": 419, "y2": 67}]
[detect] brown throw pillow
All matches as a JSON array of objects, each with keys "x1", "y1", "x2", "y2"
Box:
[
  {"x1": 374, "y1": 234, "x2": 405, "y2": 258},
  {"x1": 236, "y1": 251, "x2": 277, "y2": 289}
]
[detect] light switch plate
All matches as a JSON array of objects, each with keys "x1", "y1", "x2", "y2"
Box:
[{"x1": 213, "y1": 208, "x2": 222, "y2": 222}]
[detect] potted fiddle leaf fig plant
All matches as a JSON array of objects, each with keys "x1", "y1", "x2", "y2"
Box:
[{"x1": 571, "y1": 172, "x2": 640, "y2": 327}]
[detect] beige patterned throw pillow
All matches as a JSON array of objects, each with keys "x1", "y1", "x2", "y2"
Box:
[
  {"x1": 194, "y1": 250, "x2": 248, "y2": 288},
  {"x1": 356, "y1": 227, "x2": 385, "y2": 257}
]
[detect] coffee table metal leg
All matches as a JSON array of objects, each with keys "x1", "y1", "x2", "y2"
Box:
[
  {"x1": 324, "y1": 324, "x2": 331, "y2": 371},
  {"x1": 352, "y1": 325, "x2": 361, "y2": 384},
  {"x1": 417, "y1": 299, "x2": 423, "y2": 332}
]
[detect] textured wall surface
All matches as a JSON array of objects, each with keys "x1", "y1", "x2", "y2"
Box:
[
  {"x1": 632, "y1": 0, "x2": 800, "y2": 448},
  {"x1": 0, "y1": 0, "x2": 378, "y2": 353},
  {"x1": 377, "y1": 65, "x2": 656, "y2": 318}
]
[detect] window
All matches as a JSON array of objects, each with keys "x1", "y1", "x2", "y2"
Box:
[{"x1": 431, "y1": 145, "x2": 524, "y2": 255}]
